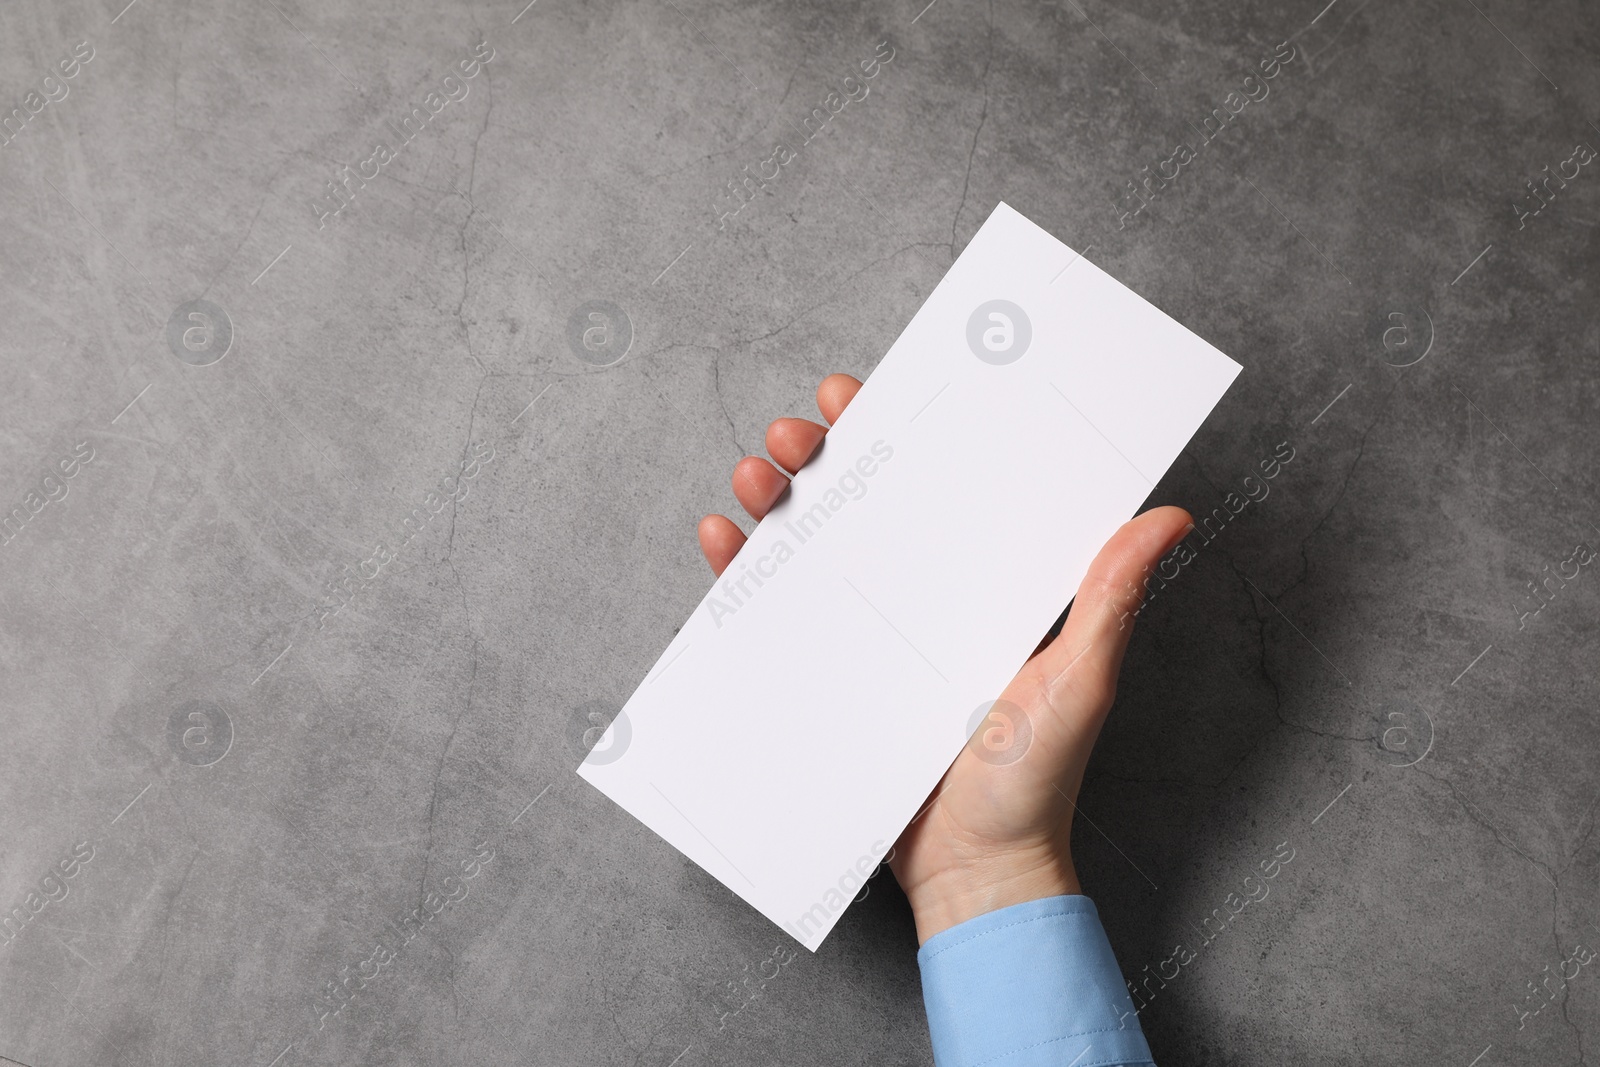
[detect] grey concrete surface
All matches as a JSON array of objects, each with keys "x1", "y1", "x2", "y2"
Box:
[{"x1": 1, "y1": 0, "x2": 1597, "y2": 1064}]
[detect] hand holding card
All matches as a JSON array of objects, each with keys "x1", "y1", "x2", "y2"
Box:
[
  {"x1": 580, "y1": 202, "x2": 1241, "y2": 950},
  {"x1": 700, "y1": 372, "x2": 1199, "y2": 945}
]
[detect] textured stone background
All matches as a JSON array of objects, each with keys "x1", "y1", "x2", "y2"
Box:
[{"x1": 1, "y1": 0, "x2": 1597, "y2": 1064}]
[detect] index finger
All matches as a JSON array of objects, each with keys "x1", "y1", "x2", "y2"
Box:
[{"x1": 817, "y1": 373, "x2": 862, "y2": 425}]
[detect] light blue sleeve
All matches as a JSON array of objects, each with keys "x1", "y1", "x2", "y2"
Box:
[{"x1": 917, "y1": 895, "x2": 1154, "y2": 1067}]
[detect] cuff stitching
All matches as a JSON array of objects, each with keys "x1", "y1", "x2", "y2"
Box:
[
  {"x1": 921, "y1": 907, "x2": 1098, "y2": 963},
  {"x1": 966, "y1": 1029, "x2": 1153, "y2": 1067}
]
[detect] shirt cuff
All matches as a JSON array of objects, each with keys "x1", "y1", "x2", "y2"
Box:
[{"x1": 917, "y1": 895, "x2": 1154, "y2": 1067}]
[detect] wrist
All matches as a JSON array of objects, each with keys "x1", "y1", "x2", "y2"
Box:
[{"x1": 904, "y1": 853, "x2": 1081, "y2": 944}]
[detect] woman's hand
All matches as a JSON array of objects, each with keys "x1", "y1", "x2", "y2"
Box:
[{"x1": 698, "y1": 373, "x2": 1191, "y2": 944}]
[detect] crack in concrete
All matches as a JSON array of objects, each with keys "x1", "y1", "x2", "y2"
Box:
[
  {"x1": 417, "y1": 636, "x2": 479, "y2": 906},
  {"x1": 718, "y1": 240, "x2": 948, "y2": 353},
  {"x1": 1281, "y1": 377, "x2": 1401, "y2": 602},
  {"x1": 1415, "y1": 765, "x2": 1557, "y2": 886},
  {"x1": 950, "y1": 0, "x2": 996, "y2": 264},
  {"x1": 709, "y1": 355, "x2": 744, "y2": 455},
  {"x1": 1227, "y1": 555, "x2": 1367, "y2": 733}
]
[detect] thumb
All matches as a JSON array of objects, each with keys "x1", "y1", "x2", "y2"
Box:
[{"x1": 1010, "y1": 506, "x2": 1193, "y2": 759}]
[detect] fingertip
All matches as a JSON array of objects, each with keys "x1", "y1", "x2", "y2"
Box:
[
  {"x1": 816, "y1": 374, "x2": 863, "y2": 425},
  {"x1": 731, "y1": 455, "x2": 774, "y2": 493},
  {"x1": 696, "y1": 513, "x2": 725, "y2": 539},
  {"x1": 697, "y1": 514, "x2": 745, "y2": 576},
  {"x1": 731, "y1": 455, "x2": 790, "y2": 520},
  {"x1": 1094, "y1": 507, "x2": 1190, "y2": 574},
  {"x1": 1132, "y1": 505, "x2": 1195, "y2": 556},
  {"x1": 766, "y1": 417, "x2": 828, "y2": 474}
]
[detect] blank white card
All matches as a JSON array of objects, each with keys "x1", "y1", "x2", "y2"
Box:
[{"x1": 579, "y1": 202, "x2": 1241, "y2": 950}]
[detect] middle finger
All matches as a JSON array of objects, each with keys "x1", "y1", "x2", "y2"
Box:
[
  {"x1": 766, "y1": 417, "x2": 829, "y2": 474},
  {"x1": 731, "y1": 455, "x2": 791, "y2": 520}
]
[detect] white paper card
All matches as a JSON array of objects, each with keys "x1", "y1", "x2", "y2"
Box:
[{"x1": 578, "y1": 202, "x2": 1241, "y2": 950}]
